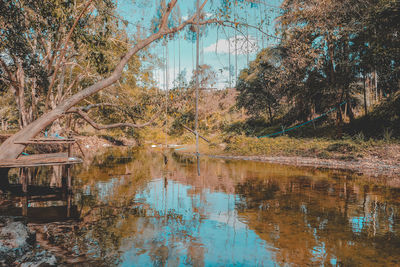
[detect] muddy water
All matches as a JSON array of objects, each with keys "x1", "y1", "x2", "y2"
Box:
[{"x1": 2, "y1": 148, "x2": 400, "y2": 266}]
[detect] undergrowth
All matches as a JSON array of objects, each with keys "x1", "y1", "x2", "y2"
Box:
[{"x1": 222, "y1": 135, "x2": 394, "y2": 161}]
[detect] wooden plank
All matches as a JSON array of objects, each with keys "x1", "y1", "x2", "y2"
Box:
[
  {"x1": 18, "y1": 152, "x2": 67, "y2": 160},
  {"x1": 31, "y1": 138, "x2": 75, "y2": 142},
  {"x1": 14, "y1": 138, "x2": 76, "y2": 145},
  {"x1": 0, "y1": 153, "x2": 82, "y2": 168}
]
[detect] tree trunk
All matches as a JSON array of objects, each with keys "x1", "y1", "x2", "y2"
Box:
[
  {"x1": 336, "y1": 102, "x2": 343, "y2": 138},
  {"x1": 16, "y1": 61, "x2": 30, "y2": 128},
  {"x1": 268, "y1": 104, "x2": 273, "y2": 124},
  {"x1": 347, "y1": 102, "x2": 355, "y2": 122},
  {"x1": 0, "y1": 0, "x2": 207, "y2": 160},
  {"x1": 374, "y1": 69, "x2": 378, "y2": 102},
  {"x1": 345, "y1": 91, "x2": 354, "y2": 122},
  {"x1": 363, "y1": 74, "x2": 368, "y2": 116},
  {"x1": 0, "y1": 31, "x2": 162, "y2": 160}
]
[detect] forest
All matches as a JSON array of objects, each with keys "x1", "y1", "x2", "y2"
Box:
[
  {"x1": 1, "y1": 0, "x2": 400, "y2": 265},
  {"x1": 0, "y1": 0, "x2": 399, "y2": 162}
]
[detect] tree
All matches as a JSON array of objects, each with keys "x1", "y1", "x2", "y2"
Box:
[
  {"x1": 236, "y1": 48, "x2": 282, "y2": 123},
  {"x1": 0, "y1": 0, "x2": 227, "y2": 161},
  {"x1": 0, "y1": 0, "x2": 145, "y2": 131},
  {"x1": 277, "y1": 0, "x2": 366, "y2": 124},
  {"x1": 0, "y1": 90, "x2": 18, "y2": 131},
  {"x1": 355, "y1": 0, "x2": 400, "y2": 101}
]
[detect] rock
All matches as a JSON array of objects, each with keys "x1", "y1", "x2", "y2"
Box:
[
  {"x1": 0, "y1": 217, "x2": 35, "y2": 264},
  {"x1": 0, "y1": 217, "x2": 57, "y2": 266},
  {"x1": 19, "y1": 249, "x2": 57, "y2": 267}
]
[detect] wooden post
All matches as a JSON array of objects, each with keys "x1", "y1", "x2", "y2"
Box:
[
  {"x1": 22, "y1": 195, "x2": 28, "y2": 217},
  {"x1": 67, "y1": 192, "x2": 72, "y2": 218},
  {"x1": 67, "y1": 132, "x2": 73, "y2": 157},
  {"x1": 61, "y1": 164, "x2": 72, "y2": 194},
  {"x1": 0, "y1": 168, "x2": 10, "y2": 188},
  {"x1": 21, "y1": 167, "x2": 28, "y2": 193},
  {"x1": 67, "y1": 165, "x2": 72, "y2": 190},
  {"x1": 62, "y1": 165, "x2": 67, "y2": 189}
]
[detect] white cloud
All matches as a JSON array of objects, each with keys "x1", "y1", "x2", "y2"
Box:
[
  {"x1": 182, "y1": 12, "x2": 212, "y2": 21},
  {"x1": 204, "y1": 35, "x2": 259, "y2": 55}
]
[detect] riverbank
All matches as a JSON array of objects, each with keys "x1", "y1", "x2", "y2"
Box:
[
  {"x1": 172, "y1": 135, "x2": 400, "y2": 178},
  {"x1": 2, "y1": 132, "x2": 399, "y2": 178}
]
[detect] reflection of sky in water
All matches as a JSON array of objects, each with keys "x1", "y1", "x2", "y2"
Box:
[
  {"x1": 120, "y1": 179, "x2": 276, "y2": 266},
  {"x1": 84, "y1": 177, "x2": 125, "y2": 202},
  {"x1": 350, "y1": 216, "x2": 371, "y2": 233},
  {"x1": 71, "y1": 151, "x2": 400, "y2": 266}
]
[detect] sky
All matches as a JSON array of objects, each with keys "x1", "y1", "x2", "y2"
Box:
[{"x1": 116, "y1": 0, "x2": 282, "y2": 89}]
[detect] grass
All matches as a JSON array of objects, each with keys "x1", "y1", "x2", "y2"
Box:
[{"x1": 213, "y1": 134, "x2": 397, "y2": 161}]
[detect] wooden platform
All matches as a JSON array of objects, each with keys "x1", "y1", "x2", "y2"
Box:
[{"x1": 0, "y1": 153, "x2": 82, "y2": 168}]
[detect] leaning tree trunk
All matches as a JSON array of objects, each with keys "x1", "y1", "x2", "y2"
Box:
[
  {"x1": 0, "y1": 0, "x2": 208, "y2": 160},
  {"x1": 0, "y1": 31, "x2": 162, "y2": 160}
]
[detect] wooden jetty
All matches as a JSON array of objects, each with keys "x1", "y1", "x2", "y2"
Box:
[
  {"x1": 0, "y1": 137, "x2": 82, "y2": 168},
  {"x1": 0, "y1": 152, "x2": 82, "y2": 168},
  {"x1": 0, "y1": 137, "x2": 83, "y2": 191},
  {"x1": 0, "y1": 193, "x2": 79, "y2": 223},
  {"x1": 0, "y1": 137, "x2": 83, "y2": 222}
]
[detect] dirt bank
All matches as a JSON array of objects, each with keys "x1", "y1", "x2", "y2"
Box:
[{"x1": 178, "y1": 151, "x2": 400, "y2": 178}]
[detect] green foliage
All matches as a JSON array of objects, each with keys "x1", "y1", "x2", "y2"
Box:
[
  {"x1": 235, "y1": 0, "x2": 399, "y2": 139},
  {"x1": 327, "y1": 142, "x2": 357, "y2": 153},
  {"x1": 0, "y1": 0, "x2": 160, "y2": 137},
  {"x1": 236, "y1": 48, "x2": 282, "y2": 122},
  {"x1": 345, "y1": 92, "x2": 400, "y2": 139},
  {"x1": 224, "y1": 117, "x2": 279, "y2": 137},
  {"x1": 170, "y1": 110, "x2": 195, "y2": 135}
]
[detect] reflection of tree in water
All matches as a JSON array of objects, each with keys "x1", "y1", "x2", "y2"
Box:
[
  {"x1": 34, "y1": 150, "x2": 206, "y2": 265},
  {"x1": 235, "y1": 178, "x2": 280, "y2": 210},
  {"x1": 235, "y1": 175, "x2": 400, "y2": 266},
  {"x1": 18, "y1": 148, "x2": 400, "y2": 265}
]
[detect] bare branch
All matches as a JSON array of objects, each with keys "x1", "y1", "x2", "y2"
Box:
[
  {"x1": 182, "y1": 124, "x2": 210, "y2": 143},
  {"x1": 0, "y1": 57, "x2": 18, "y2": 87},
  {"x1": 159, "y1": 0, "x2": 178, "y2": 31},
  {"x1": 59, "y1": 74, "x2": 83, "y2": 102},
  {"x1": 67, "y1": 108, "x2": 160, "y2": 130},
  {"x1": 46, "y1": 0, "x2": 94, "y2": 109},
  {"x1": 78, "y1": 103, "x2": 119, "y2": 112}
]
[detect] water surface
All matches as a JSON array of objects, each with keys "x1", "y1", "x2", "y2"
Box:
[{"x1": 2, "y1": 148, "x2": 400, "y2": 266}]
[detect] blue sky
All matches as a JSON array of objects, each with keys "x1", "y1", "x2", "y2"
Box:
[
  {"x1": 116, "y1": 0, "x2": 282, "y2": 89},
  {"x1": 120, "y1": 178, "x2": 276, "y2": 266}
]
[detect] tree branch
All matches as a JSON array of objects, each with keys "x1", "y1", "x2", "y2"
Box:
[
  {"x1": 0, "y1": 57, "x2": 18, "y2": 87},
  {"x1": 0, "y1": 0, "x2": 220, "y2": 159},
  {"x1": 160, "y1": 0, "x2": 178, "y2": 31},
  {"x1": 45, "y1": 0, "x2": 94, "y2": 109},
  {"x1": 67, "y1": 107, "x2": 160, "y2": 130},
  {"x1": 182, "y1": 124, "x2": 210, "y2": 143},
  {"x1": 77, "y1": 103, "x2": 119, "y2": 112}
]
